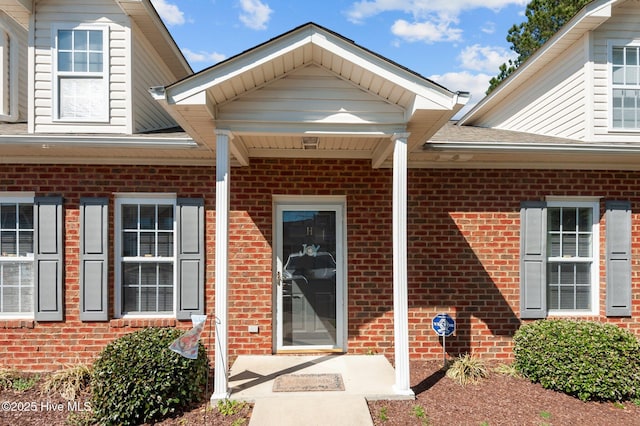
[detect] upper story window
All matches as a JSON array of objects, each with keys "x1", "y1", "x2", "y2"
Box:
[
  {"x1": 0, "y1": 198, "x2": 34, "y2": 316},
  {"x1": 611, "y1": 44, "x2": 640, "y2": 130},
  {"x1": 53, "y1": 25, "x2": 108, "y2": 122}
]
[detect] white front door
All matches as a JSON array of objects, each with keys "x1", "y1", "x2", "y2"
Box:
[{"x1": 275, "y1": 201, "x2": 345, "y2": 351}]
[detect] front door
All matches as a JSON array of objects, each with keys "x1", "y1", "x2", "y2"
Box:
[{"x1": 275, "y1": 202, "x2": 345, "y2": 351}]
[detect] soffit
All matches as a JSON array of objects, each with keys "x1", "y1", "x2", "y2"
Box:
[{"x1": 0, "y1": 0, "x2": 31, "y2": 28}]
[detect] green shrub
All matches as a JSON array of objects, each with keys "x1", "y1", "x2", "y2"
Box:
[
  {"x1": 91, "y1": 327, "x2": 208, "y2": 425},
  {"x1": 513, "y1": 320, "x2": 640, "y2": 401}
]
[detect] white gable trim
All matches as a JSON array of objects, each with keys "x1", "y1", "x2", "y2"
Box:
[{"x1": 163, "y1": 24, "x2": 454, "y2": 109}]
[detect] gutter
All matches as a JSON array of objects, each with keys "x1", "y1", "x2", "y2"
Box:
[
  {"x1": 0, "y1": 134, "x2": 197, "y2": 149},
  {"x1": 426, "y1": 140, "x2": 640, "y2": 154}
]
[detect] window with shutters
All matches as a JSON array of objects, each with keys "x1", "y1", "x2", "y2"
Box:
[
  {"x1": 546, "y1": 201, "x2": 598, "y2": 314},
  {"x1": 521, "y1": 199, "x2": 635, "y2": 319},
  {"x1": 115, "y1": 195, "x2": 176, "y2": 317},
  {"x1": 52, "y1": 24, "x2": 108, "y2": 122},
  {"x1": 0, "y1": 197, "x2": 34, "y2": 316}
]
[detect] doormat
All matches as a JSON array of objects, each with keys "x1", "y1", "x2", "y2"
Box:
[{"x1": 272, "y1": 373, "x2": 345, "y2": 392}]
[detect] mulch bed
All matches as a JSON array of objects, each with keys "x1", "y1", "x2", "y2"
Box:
[
  {"x1": 1, "y1": 361, "x2": 638, "y2": 425},
  {"x1": 369, "y1": 361, "x2": 640, "y2": 426}
]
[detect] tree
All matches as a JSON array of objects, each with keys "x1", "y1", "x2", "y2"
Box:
[{"x1": 487, "y1": 0, "x2": 592, "y2": 94}]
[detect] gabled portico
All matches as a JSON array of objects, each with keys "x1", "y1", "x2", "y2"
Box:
[{"x1": 151, "y1": 22, "x2": 468, "y2": 400}]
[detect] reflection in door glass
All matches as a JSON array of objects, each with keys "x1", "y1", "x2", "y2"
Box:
[{"x1": 282, "y1": 210, "x2": 337, "y2": 346}]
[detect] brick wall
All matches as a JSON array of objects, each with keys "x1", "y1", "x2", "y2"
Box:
[
  {"x1": 0, "y1": 162, "x2": 638, "y2": 370},
  {"x1": 0, "y1": 165, "x2": 216, "y2": 371}
]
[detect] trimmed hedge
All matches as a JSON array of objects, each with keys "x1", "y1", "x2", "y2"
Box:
[
  {"x1": 91, "y1": 327, "x2": 208, "y2": 425},
  {"x1": 513, "y1": 319, "x2": 640, "y2": 401}
]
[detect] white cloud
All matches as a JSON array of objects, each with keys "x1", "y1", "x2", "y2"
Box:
[
  {"x1": 346, "y1": 0, "x2": 528, "y2": 23},
  {"x1": 346, "y1": 0, "x2": 528, "y2": 44},
  {"x1": 238, "y1": 0, "x2": 273, "y2": 30},
  {"x1": 480, "y1": 21, "x2": 496, "y2": 34},
  {"x1": 391, "y1": 19, "x2": 462, "y2": 43},
  {"x1": 429, "y1": 70, "x2": 493, "y2": 117},
  {"x1": 457, "y1": 44, "x2": 515, "y2": 73},
  {"x1": 182, "y1": 49, "x2": 227, "y2": 65},
  {"x1": 151, "y1": 0, "x2": 185, "y2": 26}
]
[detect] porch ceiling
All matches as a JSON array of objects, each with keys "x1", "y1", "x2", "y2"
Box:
[{"x1": 153, "y1": 23, "x2": 468, "y2": 168}]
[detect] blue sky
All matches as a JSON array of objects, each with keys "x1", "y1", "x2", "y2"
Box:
[{"x1": 150, "y1": 0, "x2": 531, "y2": 112}]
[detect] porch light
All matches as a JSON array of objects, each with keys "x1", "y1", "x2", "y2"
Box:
[{"x1": 301, "y1": 137, "x2": 319, "y2": 150}]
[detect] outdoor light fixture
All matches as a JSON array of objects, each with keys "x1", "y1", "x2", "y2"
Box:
[{"x1": 301, "y1": 136, "x2": 319, "y2": 150}]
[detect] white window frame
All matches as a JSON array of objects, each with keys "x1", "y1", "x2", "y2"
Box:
[
  {"x1": 608, "y1": 39, "x2": 640, "y2": 132},
  {"x1": 0, "y1": 20, "x2": 18, "y2": 122},
  {"x1": 51, "y1": 23, "x2": 109, "y2": 123},
  {"x1": 114, "y1": 193, "x2": 177, "y2": 318},
  {"x1": 0, "y1": 193, "x2": 35, "y2": 319},
  {"x1": 545, "y1": 198, "x2": 599, "y2": 316}
]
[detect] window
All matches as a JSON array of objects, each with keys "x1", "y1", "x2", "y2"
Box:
[
  {"x1": 53, "y1": 25, "x2": 108, "y2": 121},
  {"x1": 0, "y1": 196, "x2": 63, "y2": 321},
  {"x1": 0, "y1": 200, "x2": 34, "y2": 315},
  {"x1": 546, "y1": 203, "x2": 596, "y2": 312},
  {"x1": 116, "y1": 197, "x2": 176, "y2": 316},
  {"x1": 611, "y1": 44, "x2": 640, "y2": 129}
]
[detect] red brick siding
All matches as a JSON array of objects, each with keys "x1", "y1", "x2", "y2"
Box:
[
  {"x1": 0, "y1": 162, "x2": 638, "y2": 370},
  {"x1": 0, "y1": 165, "x2": 215, "y2": 370}
]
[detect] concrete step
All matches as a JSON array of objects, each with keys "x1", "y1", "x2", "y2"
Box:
[{"x1": 249, "y1": 395, "x2": 373, "y2": 426}]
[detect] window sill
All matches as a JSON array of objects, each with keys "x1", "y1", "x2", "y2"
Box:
[
  {"x1": 547, "y1": 310, "x2": 598, "y2": 317},
  {"x1": 0, "y1": 319, "x2": 35, "y2": 329},
  {"x1": 109, "y1": 318, "x2": 176, "y2": 329}
]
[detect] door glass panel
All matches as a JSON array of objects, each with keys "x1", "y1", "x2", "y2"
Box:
[{"x1": 281, "y1": 210, "x2": 337, "y2": 347}]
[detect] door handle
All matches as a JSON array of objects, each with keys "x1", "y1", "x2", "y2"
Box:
[{"x1": 277, "y1": 271, "x2": 282, "y2": 286}]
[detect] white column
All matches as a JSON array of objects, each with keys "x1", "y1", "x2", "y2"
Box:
[
  {"x1": 211, "y1": 129, "x2": 232, "y2": 401},
  {"x1": 391, "y1": 132, "x2": 414, "y2": 397}
]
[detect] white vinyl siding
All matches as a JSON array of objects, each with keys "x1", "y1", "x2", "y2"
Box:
[
  {"x1": 482, "y1": 38, "x2": 587, "y2": 140},
  {"x1": 0, "y1": 12, "x2": 26, "y2": 122},
  {"x1": 471, "y1": 1, "x2": 640, "y2": 143},
  {"x1": 216, "y1": 65, "x2": 405, "y2": 131},
  {"x1": 130, "y1": 23, "x2": 177, "y2": 132},
  {"x1": 32, "y1": 0, "x2": 129, "y2": 133}
]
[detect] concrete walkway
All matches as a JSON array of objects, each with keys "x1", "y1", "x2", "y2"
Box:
[{"x1": 224, "y1": 355, "x2": 413, "y2": 426}]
